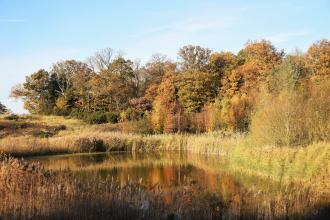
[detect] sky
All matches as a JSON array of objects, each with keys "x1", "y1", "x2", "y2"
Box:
[{"x1": 0, "y1": 0, "x2": 329, "y2": 113}]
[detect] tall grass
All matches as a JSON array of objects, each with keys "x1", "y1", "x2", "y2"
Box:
[
  {"x1": 0, "y1": 115, "x2": 329, "y2": 192},
  {"x1": 1, "y1": 130, "x2": 329, "y2": 191},
  {"x1": 0, "y1": 154, "x2": 328, "y2": 220}
]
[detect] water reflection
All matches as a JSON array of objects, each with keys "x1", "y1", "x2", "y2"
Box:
[
  {"x1": 25, "y1": 152, "x2": 306, "y2": 193},
  {"x1": 29, "y1": 153, "x2": 239, "y2": 191},
  {"x1": 28, "y1": 152, "x2": 330, "y2": 219}
]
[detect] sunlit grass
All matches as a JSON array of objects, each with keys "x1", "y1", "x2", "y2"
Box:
[
  {"x1": 1, "y1": 153, "x2": 329, "y2": 220},
  {"x1": 0, "y1": 115, "x2": 329, "y2": 193}
]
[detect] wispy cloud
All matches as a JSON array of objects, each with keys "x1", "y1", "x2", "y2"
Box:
[
  {"x1": 0, "y1": 19, "x2": 26, "y2": 23},
  {"x1": 266, "y1": 29, "x2": 311, "y2": 44},
  {"x1": 127, "y1": 6, "x2": 256, "y2": 61},
  {"x1": 139, "y1": 18, "x2": 232, "y2": 38},
  {"x1": 137, "y1": 5, "x2": 256, "y2": 38}
]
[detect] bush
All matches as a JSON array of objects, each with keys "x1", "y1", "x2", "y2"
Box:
[
  {"x1": 10, "y1": 122, "x2": 28, "y2": 130},
  {"x1": 74, "y1": 137, "x2": 106, "y2": 152},
  {"x1": 69, "y1": 110, "x2": 88, "y2": 120},
  {"x1": 120, "y1": 108, "x2": 143, "y2": 122},
  {"x1": 220, "y1": 94, "x2": 253, "y2": 132},
  {"x1": 251, "y1": 91, "x2": 305, "y2": 146},
  {"x1": 85, "y1": 112, "x2": 108, "y2": 124},
  {"x1": 251, "y1": 76, "x2": 330, "y2": 147},
  {"x1": 106, "y1": 112, "x2": 120, "y2": 124},
  {"x1": 4, "y1": 114, "x2": 20, "y2": 121},
  {"x1": 54, "y1": 125, "x2": 67, "y2": 132},
  {"x1": 119, "y1": 118, "x2": 154, "y2": 134}
]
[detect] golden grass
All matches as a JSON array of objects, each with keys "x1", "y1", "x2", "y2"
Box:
[
  {"x1": 0, "y1": 115, "x2": 329, "y2": 193},
  {"x1": 1, "y1": 154, "x2": 329, "y2": 220}
]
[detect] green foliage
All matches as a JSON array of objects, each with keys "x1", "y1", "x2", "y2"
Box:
[
  {"x1": 85, "y1": 112, "x2": 108, "y2": 124},
  {"x1": 70, "y1": 111, "x2": 120, "y2": 125},
  {"x1": 10, "y1": 122, "x2": 28, "y2": 130},
  {"x1": 106, "y1": 112, "x2": 120, "y2": 124},
  {"x1": 177, "y1": 71, "x2": 218, "y2": 112},
  {"x1": 4, "y1": 114, "x2": 20, "y2": 121}
]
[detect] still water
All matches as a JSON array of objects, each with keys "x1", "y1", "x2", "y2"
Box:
[{"x1": 28, "y1": 152, "x2": 329, "y2": 219}]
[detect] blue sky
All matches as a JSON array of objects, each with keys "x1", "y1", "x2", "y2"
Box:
[{"x1": 1, "y1": 0, "x2": 329, "y2": 113}]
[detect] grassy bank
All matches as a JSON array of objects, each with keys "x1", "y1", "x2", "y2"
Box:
[{"x1": 0, "y1": 115, "x2": 329, "y2": 191}]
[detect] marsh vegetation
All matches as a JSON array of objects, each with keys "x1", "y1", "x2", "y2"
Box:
[
  {"x1": 0, "y1": 152, "x2": 328, "y2": 220},
  {"x1": 0, "y1": 39, "x2": 329, "y2": 219}
]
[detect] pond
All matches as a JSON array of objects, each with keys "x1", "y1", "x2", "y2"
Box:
[{"x1": 27, "y1": 152, "x2": 329, "y2": 220}]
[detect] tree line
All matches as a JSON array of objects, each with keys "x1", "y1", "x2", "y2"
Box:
[{"x1": 11, "y1": 39, "x2": 330, "y2": 144}]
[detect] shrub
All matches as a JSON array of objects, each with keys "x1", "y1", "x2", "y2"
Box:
[
  {"x1": 74, "y1": 137, "x2": 106, "y2": 152},
  {"x1": 86, "y1": 112, "x2": 108, "y2": 124},
  {"x1": 250, "y1": 91, "x2": 306, "y2": 146},
  {"x1": 4, "y1": 114, "x2": 20, "y2": 121},
  {"x1": 305, "y1": 80, "x2": 330, "y2": 142},
  {"x1": 32, "y1": 130, "x2": 55, "y2": 138},
  {"x1": 250, "y1": 65, "x2": 330, "y2": 147},
  {"x1": 203, "y1": 99, "x2": 222, "y2": 132},
  {"x1": 220, "y1": 94, "x2": 253, "y2": 132},
  {"x1": 54, "y1": 125, "x2": 67, "y2": 132},
  {"x1": 119, "y1": 118, "x2": 154, "y2": 134},
  {"x1": 10, "y1": 122, "x2": 28, "y2": 130},
  {"x1": 106, "y1": 112, "x2": 120, "y2": 124},
  {"x1": 70, "y1": 111, "x2": 120, "y2": 124},
  {"x1": 69, "y1": 110, "x2": 87, "y2": 120}
]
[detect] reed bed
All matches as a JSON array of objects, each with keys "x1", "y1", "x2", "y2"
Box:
[
  {"x1": 0, "y1": 154, "x2": 329, "y2": 220},
  {"x1": 0, "y1": 115, "x2": 329, "y2": 218},
  {"x1": 1, "y1": 126, "x2": 329, "y2": 191}
]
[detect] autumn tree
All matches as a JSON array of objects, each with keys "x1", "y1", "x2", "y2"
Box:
[
  {"x1": 51, "y1": 60, "x2": 94, "y2": 114},
  {"x1": 87, "y1": 48, "x2": 114, "y2": 73},
  {"x1": 284, "y1": 50, "x2": 311, "y2": 85},
  {"x1": 92, "y1": 57, "x2": 137, "y2": 113},
  {"x1": 144, "y1": 54, "x2": 168, "y2": 84},
  {"x1": 224, "y1": 40, "x2": 283, "y2": 97},
  {"x1": 70, "y1": 64, "x2": 95, "y2": 112},
  {"x1": 271, "y1": 57, "x2": 305, "y2": 94},
  {"x1": 178, "y1": 45, "x2": 212, "y2": 72},
  {"x1": 11, "y1": 40, "x2": 329, "y2": 135},
  {"x1": 220, "y1": 94, "x2": 252, "y2": 132},
  {"x1": 11, "y1": 69, "x2": 56, "y2": 114},
  {"x1": 208, "y1": 52, "x2": 237, "y2": 98},
  {"x1": 250, "y1": 61, "x2": 314, "y2": 146},
  {"x1": 143, "y1": 58, "x2": 176, "y2": 111},
  {"x1": 177, "y1": 70, "x2": 218, "y2": 112},
  {"x1": 151, "y1": 65, "x2": 185, "y2": 133},
  {"x1": 305, "y1": 39, "x2": 330, "y2": 81}
]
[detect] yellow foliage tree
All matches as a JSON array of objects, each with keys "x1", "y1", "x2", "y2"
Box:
[
  {"x1": 305, "y1": 39, "x2": 330, "y2": 81},
  {"x1": 220, "y1": 94, "x2": 252, "y2": 132}
]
